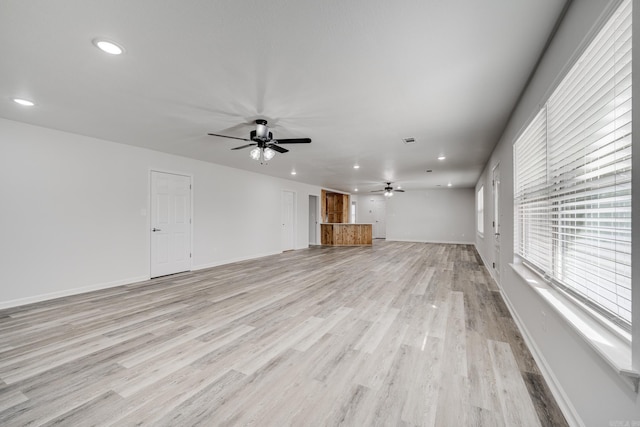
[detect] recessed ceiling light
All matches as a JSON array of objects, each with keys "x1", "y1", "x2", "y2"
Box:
[
  {"x1": 354, "y1": 188, "x2": 358, "y2": 192},
  {"x1": 92, "y1": 38, "x2": 124, "y2": 55},
  {"x1": 353, "y1": 164, "x2": 360, "y2": 169},
  {"x1": 447, "y1": 183, "x2": 452, "y2": 187},
  {"x1": 291, "y1": 170, "x2": 297, "y2": 175},
  {"x1": 12, "y1": 98, "x2": 35, "y2": 107},
  {"x1": 437, "y1": 156, "x2": 446, "y2": 161},
  {"x1": 397, "y1": 186, "x2": 402, "y2": 189}
]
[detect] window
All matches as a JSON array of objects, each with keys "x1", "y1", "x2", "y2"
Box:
[
  {"x1": 514, "y1": 108, "x2": 550, "y2": 273},
  {"x1": 477, "y1": 186, "x2": 484, "y2": 234},
  {"x1": 514, "y1": 0, "x2": 632, "y2": 328}
]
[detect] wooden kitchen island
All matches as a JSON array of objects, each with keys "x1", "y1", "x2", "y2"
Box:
[{"x1": 321, "y1": 223, "x2": 373, "y2": 246}]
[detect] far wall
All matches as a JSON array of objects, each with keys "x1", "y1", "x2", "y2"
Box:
[{"x1": 356, "y1": 189, "x2": 475, "y2": 244}]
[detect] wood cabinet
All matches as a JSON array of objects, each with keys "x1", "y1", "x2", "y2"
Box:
[
  {"x1": 321, "y1": 223, "x2": 372, "y2": 246},
  {"x1": 321, "y1": 189, "x2": 350, "y2": 223}
]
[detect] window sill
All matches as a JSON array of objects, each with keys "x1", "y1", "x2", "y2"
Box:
[{"x1": 510, "y1": 262, "x2": 639, "y2": 393}]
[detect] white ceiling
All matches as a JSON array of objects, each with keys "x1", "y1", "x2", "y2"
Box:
[{"x1": 0, "y1": 0, "x2": 566, "y2": 193}]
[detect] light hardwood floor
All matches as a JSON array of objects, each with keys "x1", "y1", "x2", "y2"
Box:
[{"x1": 0, "y1": 241, "x2": 567, "y2": 426}]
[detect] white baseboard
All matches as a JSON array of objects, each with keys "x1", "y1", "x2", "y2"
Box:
[
  {"x1": 0, "y1": 275, "x2": 150, "y2": 310},
  {"x1": 473, "y1": 246, "x2": 583, "y2": 427},
  {"x1": 192, "y1": 251, "x2": 282, "y2": 271},
  {"x1": 475, "y1": 246, "x2": 500, "y2": 285},
  {"x1": 387, "y1": 238, "x2": 475, "y2": 245},
  {"x1": 1, "y1": 250, "x2": 287, "y2": 310},
  {"x1": 499, "y1": 289, "x2": 584, "y2": 427}
]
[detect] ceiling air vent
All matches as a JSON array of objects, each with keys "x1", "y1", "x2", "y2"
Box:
[{"x1": 402, "y1": 137, "x2": 416, "y2": 144}]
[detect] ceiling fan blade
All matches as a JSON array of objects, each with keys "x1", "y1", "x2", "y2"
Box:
[
  {"x1": 395, "y1": 189, "x2": 405, "y2": 192},
  {"x1": 268, "y1": 144, "x2": 289, "y2": 153},
  {"x1": 208, "y1": 133, "x2": 250, "y2": 142},
  {"x1": 371, "y1": 190, "x2": 384, "y2": 192},
  {"x1": 231, "y1": 144, "x2": 256, "y2": 150},
  {"x1": 276, "y1": 138, "x2": 312, "y2": 144}
]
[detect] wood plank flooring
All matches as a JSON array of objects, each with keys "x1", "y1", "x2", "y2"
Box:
[{"x1": 0, "y1": 241, "x2": 567, "y2": 426}]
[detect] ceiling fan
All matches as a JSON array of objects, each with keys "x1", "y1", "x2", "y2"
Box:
[
  {"x1": 208, "y1": 119, "x2": 311, "y2": 163},
  {"x1": 372, "y1": 182, "x2": 405, "y2": 198}
]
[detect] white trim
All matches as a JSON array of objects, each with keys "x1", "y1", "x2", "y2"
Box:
[
  {"x1": 473, "y1": 247, "x2": 584, "y2": 426},
  {"x1": 476, "y1": 247, "x2": 585, "y2": 427},
  {"x1": 510, "y1": 263, "x2": 638, "y2": 392},
  {"x1": 192, "y1": 251, "x2": 283, "y2": 271},
  {"x1": 350, "y1": 199, "x2": 358, "y2": 224},
  {"x1": 281, "y1": 189, "x2": 297, "y2": 252},
  {"x1": 308, "y1": 194, "x2": 320, "y2": 246},
  {"x1": 475, "y1": 244, "x2": 500, "y2": 285},
  {"x1": 477, "y1": 185, "x2": 484, "y2": 236},
  {"x1": 0, "y1": 248, "x2": 288, "y2": 310},
  {"x1": 387, "y1": 238, "x2": 475, "y2": 245},
  {"x1": 149, "y1": 169, "x2": 194, "y2": 278},
  {"x1": 498, "y1": 282, "x2": 585, "y2": 427},
  {"x1": 0, "y1": 275, "x2": 150, "y2": 310},
  {"x1": 491, "y1": 162, "x2": 501, "y2": 286}
]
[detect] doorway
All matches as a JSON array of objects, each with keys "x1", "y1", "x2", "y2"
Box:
[
  {"x1": 350, "y1": 200, "x2": 357, "y2": 224},
  {"x1": 372, "y1": 198, "x2": 386, "y2": 239},
  {"x1": 492, "y1": 163, "x2": 501, "y2": 283},
  {"x1": 308, "y1": 195, "x2": 319, "y2": 245},
  {"x1": 282, "y1": 190, "x2": 296, "y2": 251},
  {"x1": 150, "y1": 171, "x2": 192, "y2": 278}
]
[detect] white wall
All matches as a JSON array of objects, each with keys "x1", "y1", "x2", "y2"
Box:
[
  {"x1": 0, "y1": 118, "x2": 321, "y2": 306},
  {"x1": 355, "y1": 194, "x2": 379, "y2": 226},
  {"x1": 475, "y1": 0, "x2": 640, "y2": 424},
  {"x1": 356, "y1": 189, "x2": 475, "y2": 244},
  {"x1": 387, "y1": 189, "x2": 475, "y2": 244}
]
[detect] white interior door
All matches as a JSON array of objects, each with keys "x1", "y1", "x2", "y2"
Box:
[
  {"x1": 373, "y1": 199, "x2": 386, "y2": 238},
  {"x1": 282, "y1": 190, "x2": 295, "y2": 251},
  {"x1": 350, "y1": 201, "x2": 357, "y2": 224},
  {"x1": 151, "y1": 171, "x2": 191, "y2": 278},
  {"x1": 308, "y1": 195, "x2": 318, "y2": 245},
  {"x1": 492, "y1": 164, "x2": 501, "y2": 282}
]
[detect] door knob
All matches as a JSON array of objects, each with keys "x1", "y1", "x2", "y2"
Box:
[{"x1": 152, "y1": 228, "x2": 162, "y2": 232}]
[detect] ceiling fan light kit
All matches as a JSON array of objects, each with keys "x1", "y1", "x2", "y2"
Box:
[
  {"x1": 208, "y1": 119, "x2": 311, "y2": 164},
  {"x1": 372, "y1": 182, "x2": 405, "y2": 197},
  {"x1": 249, "y1": 146, "x2": 276, "y2": 163},
  {"x1": 249, "y1": 147, "x2": 261, "y2": 161}
]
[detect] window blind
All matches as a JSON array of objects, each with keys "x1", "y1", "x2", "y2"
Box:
[
  {"x1": 514, "y1": 0, "x2": 632, "y2": 326},
  {"x1": 514, "y1": 108, "x2": 551, "y2": 273}
]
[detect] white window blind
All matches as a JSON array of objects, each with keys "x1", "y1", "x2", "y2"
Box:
[
  {"x1": 514, "y1": 108, "x2": 550, "y2": 273},
  {"x1": 477, "y1": 186, "x2": 484, "y2": 234},
  {"x1": 514, "y1": 0, "x2": 632, "y2": 326}
]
